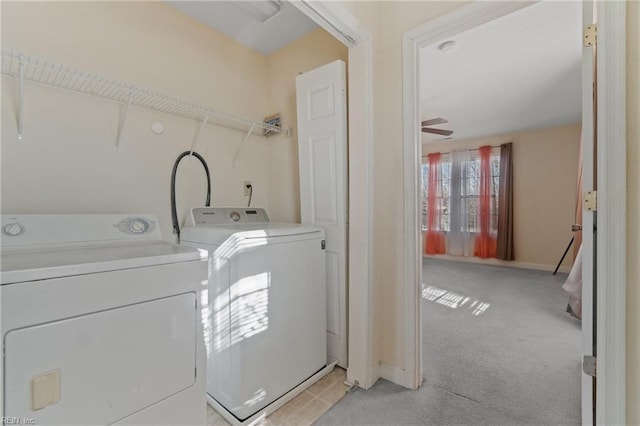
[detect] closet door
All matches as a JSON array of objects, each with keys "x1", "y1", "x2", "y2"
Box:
[{"x1": 296, "y1": 60, "x2": 348, "y2": 367}]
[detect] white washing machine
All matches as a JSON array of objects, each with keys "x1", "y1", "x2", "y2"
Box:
[
  {"x1": 0, "y1": 214, "x2": 207, "y2": 425},
  {"x1": 180, "y1": 207, "x2": 332, "y2": 425}
]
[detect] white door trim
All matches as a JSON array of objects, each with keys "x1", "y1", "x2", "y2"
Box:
[
  {"x1": 289, "y1": 1, "x2": 376, "y2": 389},
  {"x1": 402, "y1": 3, "x2": 627, "y2": 424},
  {"x1": 289, "y1": 1, "x2": 368, "y2": 47}
]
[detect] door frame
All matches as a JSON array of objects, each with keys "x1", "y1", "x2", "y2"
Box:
[
  {"x1": 290, "y1": 1, "x2": 377, "y2": 389},
  {"x1": 402, "y1": 2, "x2": 627, "y2": 424}
]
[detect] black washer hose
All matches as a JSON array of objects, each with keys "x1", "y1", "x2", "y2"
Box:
[{"x1": 171, "y1": 151, "x2": 211, "y2": 242}]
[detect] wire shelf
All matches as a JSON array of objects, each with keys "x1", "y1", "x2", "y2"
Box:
[{"x1": 1, "y1": 50, "x2": 282, "y2": 138}]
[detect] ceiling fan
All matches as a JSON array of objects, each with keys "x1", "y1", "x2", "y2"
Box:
[{"x1": 421, "y1": 118, "x2": 453, "y2": 136}]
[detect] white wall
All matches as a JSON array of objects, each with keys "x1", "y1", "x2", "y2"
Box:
[{"x1": 1, "y1": 1, "x2": 270, "y2": 240}]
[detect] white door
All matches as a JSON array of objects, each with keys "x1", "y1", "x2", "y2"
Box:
[
  {"x1": 581, "y1": 1, "x2": 596, "y2": 424},
  {"x1": 296, "y1": 60, "x2": 348, "y2": 367}
]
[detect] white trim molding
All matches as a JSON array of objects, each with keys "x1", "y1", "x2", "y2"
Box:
[
  {"x1": 401, "y1": 29, "x2": 423, "y2": 391},
  {"x1": 595, "y1": 2, "x2": 627, "y2": 424},
  {"x1": 372, "y1": 362, "x2": 407, "y2": 388},
  {"x1": 291, "y1": 1, "x2": 369, "y2": 47},
  {"x1": 346, "y1": 37, "x2": 377, "y2": 390},
  {"x1": 291, "y1": 1, "x2": 376, "y2": 390}
]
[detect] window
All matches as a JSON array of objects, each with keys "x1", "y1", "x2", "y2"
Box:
[
  {"x1": 421, "y1": 161, "x2": 450, "y2": 231},
  {"x1": 422, "y1": 152, "x2": 500, "y2": 233}
]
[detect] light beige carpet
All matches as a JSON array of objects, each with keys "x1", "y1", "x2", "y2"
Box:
[{"x1": 316, "y1": 258, "x2": 581, "y2": 425}]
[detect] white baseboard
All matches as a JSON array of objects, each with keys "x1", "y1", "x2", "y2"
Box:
[
  {"x1": 370, "y1": 363, "x2": 381, "y2": 388},
  {"x1": 423, "y1": 254, "x2": 572, "y2": 274},
  {"x1": 371, "y1": 362, "x2": 409, "y2": 388}
]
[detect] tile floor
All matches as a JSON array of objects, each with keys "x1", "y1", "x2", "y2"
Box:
[{"x1": 207, "y1": 367, "x2": 349, "y2": 426}]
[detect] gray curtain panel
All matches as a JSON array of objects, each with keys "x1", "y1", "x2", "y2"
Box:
[{"x1": 497, "y1": 142, "x2": 514, "y2": 260}]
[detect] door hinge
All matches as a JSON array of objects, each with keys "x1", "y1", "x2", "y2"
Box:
[
  {"x1": 584, "y1": 191, "x2": 597, "y2": 212},
  {"x1": 584, "y1": 24, "x2": 597, "y2": 47},
  {"x1": 583, "y1": 355, "x2": 597, "y2": 377}
]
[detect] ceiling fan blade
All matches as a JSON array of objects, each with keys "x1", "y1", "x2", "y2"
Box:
[
  {"x1": 421, "y1": 127, "x2": 454, "y2": 136},
  {"x1": 421, "y1": 117, "x2": 448, "y2": 127}
]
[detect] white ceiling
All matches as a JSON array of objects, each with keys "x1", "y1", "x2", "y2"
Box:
[
  {"x1": 166, "y1": 1, "x2": 319, "y2": 55},
  {"x1": 420, "y1": 1, "x2": 582, "y2": 142}
]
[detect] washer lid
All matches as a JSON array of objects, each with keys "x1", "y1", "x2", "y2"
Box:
[
  {"x1": 180, "y1": 222, "x2": 324, "y2": 246},
  {"x1": 1, "y1": 241, "x2": 204, "y2": 285}
]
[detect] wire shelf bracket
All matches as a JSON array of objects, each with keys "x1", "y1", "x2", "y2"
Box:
[
  {"x1": 189, "y1": 113, "x2": 210, "y2": 158},
  {"x1": 115, "y1": 89, "x2": 134, "y2": 151},
  {"x1": 232, "y1": 123, "x2": 256, "y2": 168},
  {"x1": 1, "y1": 50, "x2": 282, "y2": 148},
  {"x1": 17, "y1": 55, "x2": 25, "y2": 140}
]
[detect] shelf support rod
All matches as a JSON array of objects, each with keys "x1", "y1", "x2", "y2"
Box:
[
  {"x1": 17, "y1": 55, "x2": 25, "y2": 140},
  {"x1": 189, "y1": 113, "x2": 210, "y2": 158},
  {"x1": 232, "y1": 123, "x2": 256, "y2": 167},
  {"x1": 115, "y1": 89, "x2": 134, "y2": 152}
]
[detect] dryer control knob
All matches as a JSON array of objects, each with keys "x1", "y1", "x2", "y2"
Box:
[
  {"x1": 230, "y1": 211, "x2": 241, "y2": 222},
  {"x1": 129, "y1": 219, "x2": 148, "y2": 234},
  {"x1": 3, "y1": 222, "x2": 25, "y2": 236}
]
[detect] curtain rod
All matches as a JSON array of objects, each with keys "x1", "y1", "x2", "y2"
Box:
[{"x1": 422, "y1": 144, "x2": 503, "y2": 157}]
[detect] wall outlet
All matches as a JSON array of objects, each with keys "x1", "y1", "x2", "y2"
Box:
[{"x1": 243, "y1": 181, "x2": 252, "y2": 196}]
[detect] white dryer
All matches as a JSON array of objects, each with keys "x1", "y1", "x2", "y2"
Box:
[
  {"x1": 181, "y1": 207, "x2": 331, "y2": 425},
  {"x1": 0, "y1": 214, "x2": 207, "y2": 425}
]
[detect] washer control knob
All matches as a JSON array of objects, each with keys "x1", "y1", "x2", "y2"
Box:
[
  {"x1": 229, "y1": 211, "x2": 241, "y2": 222},
  {"x1": 3, "y1": 222, "x2": 25, "y2": 236},
  {"x1": 129, "y1": 219, "x2": 148, "y2": 234}
]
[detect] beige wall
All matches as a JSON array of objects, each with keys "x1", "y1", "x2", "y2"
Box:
[
  {"x1": 423, "y1": 124, "x2": 581, "y2": 269},
  {"x1": 1, "y1": 1, "x2": 271, "y2": 240},
  {"x1": 0, "y1": 3, "x2": 346, "y2": 239},
  {"x1": 626, "y1": 2, "x2": 640, "y2": 424},
  {"x1": 265, "y1": 29, "x2": 348, "y2": 223}
]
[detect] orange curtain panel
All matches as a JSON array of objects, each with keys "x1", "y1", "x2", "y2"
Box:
[
  {"x1": 424, "y1": 153, "x2": 446, "y2": 254},
  {"x1": 474, "y1": 145, "x2": 497, "y2": 258}
]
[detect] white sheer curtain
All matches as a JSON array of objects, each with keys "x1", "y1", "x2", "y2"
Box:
[{"x1": 447, "y1": 150, "x2": 474, "y2": 256}]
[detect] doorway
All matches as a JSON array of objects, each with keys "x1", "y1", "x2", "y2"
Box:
[
  {"x1": 419, "y1": 2, "x2": 582, "y2": 423},
  {"x1": 402, "y1": 1, "x2": 627, "y2": 424}
]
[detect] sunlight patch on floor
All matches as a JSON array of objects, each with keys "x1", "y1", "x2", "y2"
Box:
[{"x1": 422, "y1": 285, "x2": 491, "y2": 316}]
